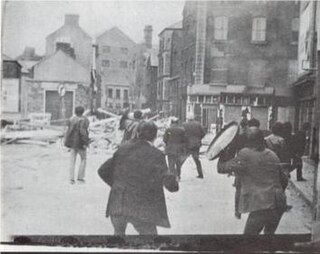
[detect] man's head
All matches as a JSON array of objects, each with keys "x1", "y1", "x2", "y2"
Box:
[
  {"x1": 282, "y1": 122, "x2": 292, "y2": 136},
  {"x1": 247, "y1": 127, "x2": 265, "y2": 151},
  {"x1": 75, "y1": 106, "x2": 85, "y2": 116},
  {"x1": 248, "y1": 118, "x2": 260, "y2": 128},
  {"x1": 137, "y1": 121, "x2": 158, "y2": 142},
  {"x1": 171, "y1": 117, "x2": 179, "y2": 125},
  {"x1": 134, "y1": 110, "x2": 143, "y2": 120},
  {"x1": 186, "y1": 113, "x2": 195, "y2": 121},
  {"x1": 271, "y1": 122, "x2": 283, "y2": 136}
]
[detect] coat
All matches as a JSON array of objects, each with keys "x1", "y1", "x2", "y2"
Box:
[
  {"x1": 217, "y1": 147, "x2": 287, "y2": 214},
  {"x1": 98, "y1": 140, "x2": 179, "y2": 228},
  {"x1": 121, "y1": 119, "x2": 140, "y2": 144},
  {"x1": 64, "y1": 115, "x2": 89, "y2": 149},
  {"x1": 264, "y1": 134, "x2": 285, "y2": 161},
  {"x1": 182, "y1": 120, "x2": 205, "y2": 149},
  {"x1": 163, "y1": 124, "x2": 187, "y2": 156}
]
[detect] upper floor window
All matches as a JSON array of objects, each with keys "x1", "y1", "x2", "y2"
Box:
[
  {"x1": 214, "y1": 16, "x2": 228, "y2": 40},
  {"x1": 121, "y1": 47, "x2": 128, "y2": 54},
  {"x1": 102, "y1": 46, "x2": 111, "y2": 53},
  {"x1": 120, "y1": 61, "x2": 128, "y2": 68},
  {"x1": 102, "y1": 60, "x2": 110, "y2": 67},
  {"x1": 116, "y1": 89, "x2": 121, "y2": 99},
  {"x1": 252, "y1": 17, "x2": 266, "y2": 42},
  {"x1": 123, "y1": 89, "x2": 129, "y2": 100}
]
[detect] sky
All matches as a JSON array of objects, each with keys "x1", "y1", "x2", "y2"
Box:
[{"x1": 2, "y1": 0, "x2": 185, "y2": 58}]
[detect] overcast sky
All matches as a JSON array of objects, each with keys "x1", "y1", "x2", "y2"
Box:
[{"x1": 2, "y1": 0, "x2": 185, "y2": 58}]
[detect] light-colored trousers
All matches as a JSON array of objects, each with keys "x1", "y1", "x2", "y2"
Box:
[{"x1": 69, "y1": 148, "x2": 87, "y2": 181}]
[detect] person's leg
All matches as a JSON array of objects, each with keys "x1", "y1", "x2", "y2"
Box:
[
  {"x1": 263, "y1": 209, "x2": 284, "y2": 235},
  {"x1": 167, "y1": 155, "x2": 177, "y2": 176},
  {"x1": 191, "y1": 148, "x2": 203, "y2": 178},
  {"x1": 234, "y1": 178, "x2": 241, "y2": 219},
  {"x1": 111, "y1": 215, "x2": 128, "y2": 236},
  {"x1": 69, "y1": 149, "x2": 77, "y2": 183},
  {"x1": 243, "y1": 210, "x2": 265, "y2": 235},
  {"x1": 130, "y1": 218, "x2": 158, "y2": 235},
  {"x1": 295, "y1": 157, "x2": 305, "y2": 181},
  {"x1": 77, "y1": 148, "x2": 87, "y2": 181},
  {"x1": 176, "y1": 156, "x2": 182, "y2": 179}
]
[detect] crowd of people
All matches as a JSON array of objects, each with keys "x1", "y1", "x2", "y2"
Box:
[{"x1": 63, "y1": 106, "x2": 310, "y2": 236}]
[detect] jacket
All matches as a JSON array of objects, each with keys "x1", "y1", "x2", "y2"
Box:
[
  {"x1": 264, "y1": 134, "x2": 285, "y2": 161},
  {"x1": 98, "y1": 140, "x2": 178, "y2": 228},
  {"x1": 217, "y1": 147, "x2": 287, "y2": 214},
  {"x1": 163, "y1": 124, "x2": 187, "y2": 156},
  {"x1": 64, "y1": 115, "x2": 89, "y2": 149},
  {"x1": 182, "y1": 120, "x2": 206, "y2": 149},
  {"x1": 121, "y1": 119, "x2": 140, "y2": 144}
]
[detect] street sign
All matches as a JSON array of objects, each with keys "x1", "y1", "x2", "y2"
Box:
[{"x1": 57, "y1": 84, "x2": 66, "y2": 97}]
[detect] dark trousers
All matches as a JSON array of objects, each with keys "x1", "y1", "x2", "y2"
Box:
[
  {"x1": 244, "y1": 209, "x2": 284, "y2": 235},
  {"x1": 111, "y1": 215, "x2": 157, "y2": 235},
  {"x1": 167, "y1": 154, "x2": 182, "y2": 178},
  {"x1": 234, "y1": 177, "x2": 241, "y2": 214},
  {"x1": 292, "y1": 156, "x2": 303, "y2": 180},
  {"x1": 189, "y1": 147, "x2": 203, "y2": 177}
]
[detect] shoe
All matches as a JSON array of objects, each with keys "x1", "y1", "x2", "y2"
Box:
[
  {"x1": 70, "y1": 180, "x2": 75, "y2": 185},
  {"x1": 286, "y1": 205, "x2": 293, "y2": 212},
  {"x1": 77, "y1": 179, "x2": 85, "y2": 184},
  {"x1": 197, "y1": 175, "x2": 204, "y2": 179},
  {"x1": 297, "y1": 178, "x2": 306, "y2": 182}
]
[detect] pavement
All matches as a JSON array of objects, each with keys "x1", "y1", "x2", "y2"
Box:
[{"x1": 288, "y1": 157, "x2": 317, "y2": 207}]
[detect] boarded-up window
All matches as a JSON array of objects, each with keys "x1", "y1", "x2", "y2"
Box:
[
  {"x1": 214, "y1": 17, "x2": 228, "y2": 40},
  {"x1": 252, "y1": 17, "x2": 266, "y2": 42}
]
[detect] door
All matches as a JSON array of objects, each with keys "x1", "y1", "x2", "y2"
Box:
[{"x1": 45, "y1": 90, "x2": 73, "y2": 122}]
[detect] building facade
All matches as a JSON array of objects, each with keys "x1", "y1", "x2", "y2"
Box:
[
  {"x1": 182, "y1": 1, "x2": 300, "y2": 131},
  {"x1": 96, "y1": 27, "x2": 136, "y2": 113},
  {"x1": 157, "y1": 22, "x2": 184, "y2": 118}
]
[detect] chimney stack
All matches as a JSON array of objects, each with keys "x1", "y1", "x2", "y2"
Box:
[
  {"x1": 64, "y1": 14, "x2": 79, "y2": 26},
  {"x1": 144, "y1": 25, "x2": 153, "y2": 49}
]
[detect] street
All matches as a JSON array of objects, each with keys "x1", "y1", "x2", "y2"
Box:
[{"x1": 1, "y1": 142, "x2": 312, "y2": 240}]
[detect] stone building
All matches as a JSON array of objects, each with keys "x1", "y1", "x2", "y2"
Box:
[
  {"x1": 96, "y1": 27, "x2": 136, "y2": 113},
  {"x1": 25, "y1": 50, "x2": 91, "y2": 121},
  {"x1": 157, "y1": 21, "x2": 185, "y2": 119},
  {"x1": 145, "y1": 50, "x2": 158, "y2": 112},
  {"x1": 46, "y1": 14, "x2": 92, "y2": 68},
  {"x1": 292, "y1": 0, "x2": 320, "y2": 157},
  {"x1": 182, "y1": 1, "x2": 300, "y2": 131}
]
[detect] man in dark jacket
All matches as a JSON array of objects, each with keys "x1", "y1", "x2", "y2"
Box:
[
  {"x1": 65, "y1": 106, "x2": 90, "y2": 184},
  {"x1": 98, "y1": 121, "x2": 179, "y2": 235},
  {"x1": 163, "y1": 118, "x2": 187, "y2": 179},
  {"x1": 183, "y1": 114, "x2": 206, "y2": 178},
  {"x1": 119, "y1": 110, "x2": 143, "y2": 144},
  {"x1": 291, "y1": 125, "x2": 307, "y2": 181},
  {"x1": 218, "y1": 127, "x2": 287, "y2": 235}
]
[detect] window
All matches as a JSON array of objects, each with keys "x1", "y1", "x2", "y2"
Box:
[
  {"x1": 102, "y1": 60, "x2": 110, "y2": 67},
  {"x1": 121, "y1": 47, "x2": 128, "y2": 54},
  {"x1": 214, "y1": 16, "x2": 228, "y2": 40},
  {"x1": 252, "y1": 17, "x2": 266, "y2": 42},
  {"x1": 291, "y1": 18, "x2": 299, "y2": 43},
  {"x1": 102, "y1": 46, "x2": 111, "y2": 53},
  {"x1": 124, "y1": 89, "x2": 129, "y2": 100},
  {"x1": 120, "y1": 61, "x2": 128, "y2": 68},
  {"x1": 108, "y1": 88, "x2": 113, "y2": 98},
  {"x1": 198, "y1": 95, "x2": 204, "y2": 103},
  {"x1": 163, "y1": 53, "x2": 170, "y2": 75},
  {"x1": 211, "y1": 57, "x2": 227, "y2": 83},
  {"x1": 116, "y1": 89, "x2": 121, "y2": 99},
  {"x1": 248, "y1": 60, "x2": 267, "y2": 86}
]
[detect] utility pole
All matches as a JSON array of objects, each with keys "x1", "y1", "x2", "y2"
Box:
[{"x1": 90, "y1": 41, "x2": 98, "y2": 114}]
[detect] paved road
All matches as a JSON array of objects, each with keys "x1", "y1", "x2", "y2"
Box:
[{"x1": 1, "y1": 144, "x2": 312, "y2": 239}]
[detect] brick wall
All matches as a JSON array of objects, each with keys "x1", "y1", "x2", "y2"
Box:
[{"x1": 27, "y1": 81, "x2": 44, "y2": 113}]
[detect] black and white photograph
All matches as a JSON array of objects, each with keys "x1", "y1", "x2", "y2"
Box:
[{"x1": 1, "y1": 0, "x2": 320, "y2": 252}]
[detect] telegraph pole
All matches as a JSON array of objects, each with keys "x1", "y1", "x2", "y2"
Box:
[{"x1": 90, "y1": 41, "x2": 98, "y2": 114}]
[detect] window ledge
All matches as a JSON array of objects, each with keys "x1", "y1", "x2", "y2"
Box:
[{"x1": 251, "y1": 40, "x2": 268, "y2": 45}]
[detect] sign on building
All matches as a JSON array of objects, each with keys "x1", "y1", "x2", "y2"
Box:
[{"x1": 2, "y1": 79, "x2": 20, "y2": 113}]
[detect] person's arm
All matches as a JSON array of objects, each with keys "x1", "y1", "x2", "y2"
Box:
[
  {"x1": 157, "y1": 153, "x2": 179, "y2": 192},
  {"x1": 97, "y1": 153, "x2": 117, "y2": 186},
  {"x1": 79, "y1": 118, "x2": 90, "y2": 148},
  {"x1": 217, "y1": 149, "x2": 246, "y2": 174},
  {"x1": 163, "y1": 129, "x2": 169, "y2": 144}
]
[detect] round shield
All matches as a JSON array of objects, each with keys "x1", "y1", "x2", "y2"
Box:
[{"x1": 206, "y1": 121, "x2": 239, "y2": 161}]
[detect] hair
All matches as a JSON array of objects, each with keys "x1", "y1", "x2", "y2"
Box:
[
  {"x1": 247, "y1": 127, "x2": 265, "y2": 151},
  {"x1": 240, "y1": 118, "x2": 248, "y2": 128},
  {"x1": 271, "y1": 121, "x2": 283, "y2": 136},
  {"x1": 137, "y1": 121, "x2": 158, "y2": 141},
  {"x1": 282, "y1": 122, "x2": 292, "y2": 138},
  {"x1": 248, "y1": 118, "x2": 260, "y2": 128},
  {"x1": 75, "y1": 106, "x2": 85, "y2": 116},
  {"x1": 134, "y1": 110, "x2": 143, "y2": 120}
]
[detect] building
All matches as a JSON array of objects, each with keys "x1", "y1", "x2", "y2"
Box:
[
  {"x1": 292, "y1": 1, "x2": 320, "y2": 157},
  {"x1": 157, "y1": 21, "x2": 185, "y2": 119},
  {"x1": 46, "y1": 14, "x2": 92, "y2": 68},
  {"x1": 25, "y1": 50, "x2": 91, "y2": 121},
  {"x1": 131, "y1": 25, "x2": 159, "y2": 110},
  {"x1": 96, "y1": 27, "x2": 136, "y2": 113},
  {"x1": 182, "y1": 1, "x2": 300, "y2": 131},
  {"x1": 16, "y1": 47, "x2": 43, "y2": 78},
  {"x1": 1, "y1": 55, "x2": 23, "y2": 120}
]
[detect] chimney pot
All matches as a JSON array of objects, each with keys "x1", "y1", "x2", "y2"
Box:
[{"x1": 65, "y1": 14, "x2": 79, "y2": 26}]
